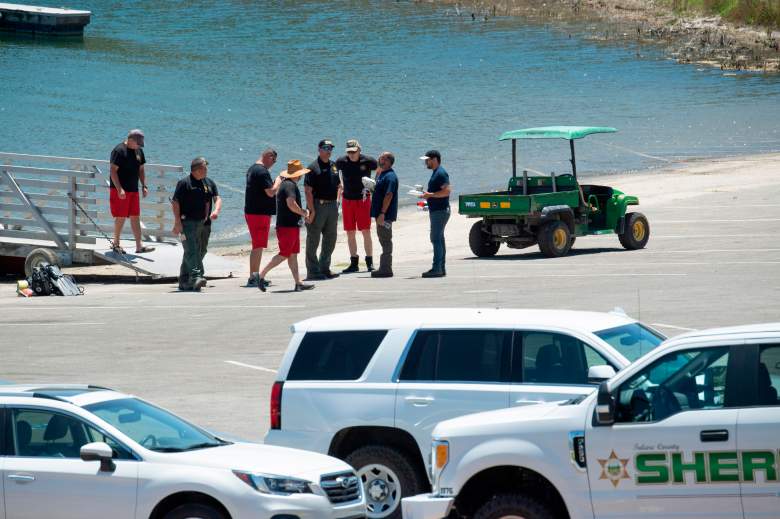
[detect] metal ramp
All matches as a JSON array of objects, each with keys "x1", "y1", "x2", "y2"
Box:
[{"x1": 0, "y1": 151, "x2": 239, "y2": 279}]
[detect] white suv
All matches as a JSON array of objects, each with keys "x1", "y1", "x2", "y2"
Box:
[
  {"x1": 0, "y1": 385, "x2": 366, "y2": 519},
  {"x1": 403, "y1": 322, "x2": 780, "y2": 519},
  {"x1": 264, "y1": 308, "x2": 664, "y2": 519}
]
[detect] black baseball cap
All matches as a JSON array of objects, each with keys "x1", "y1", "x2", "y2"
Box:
[
  {"x1": 318, "y1": 139, "x2": 334, "y2": 150},
  {"x1": 420, "y1": 150, "x2": 441, "y2": 161}
]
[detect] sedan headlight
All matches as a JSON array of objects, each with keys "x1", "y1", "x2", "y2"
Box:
[
  {"x1": 430, "y1": 440, "x2": 449, "y2": 493},
  {"x1": 233, "y1": 471, "x2": 313, "y2": 495}
]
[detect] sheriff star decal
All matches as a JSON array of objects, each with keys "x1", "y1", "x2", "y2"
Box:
[{"x1": 598, "y1": 450, "x2": 630, "y2": 488}]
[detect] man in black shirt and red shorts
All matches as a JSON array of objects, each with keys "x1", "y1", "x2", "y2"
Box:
[
  {"x1": 109, "y1": 129, "x2": 154, "y2": 254},
  {"x1": 335, "y1": 139, "x2": 377, "y2": 273},
  {"x1": 258, "y1": 160, "x2": 315, "y2": 293},
  {"x1": 244, "y1": 148, "x2": 281, "y2": 287}
]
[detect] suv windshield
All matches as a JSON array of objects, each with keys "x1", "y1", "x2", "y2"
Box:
[
  {"x1": 594, "y1": 323, "x2": 665, "y2": 362},
  {"x1": 85, "y1": 398, "x2": 227, "y2": 452}
]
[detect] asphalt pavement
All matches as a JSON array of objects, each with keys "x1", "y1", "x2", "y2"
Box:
[{"x1": 1, "y1": 181, "x2": 778, "y2": 442}]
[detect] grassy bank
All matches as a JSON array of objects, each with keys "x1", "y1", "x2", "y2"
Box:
[{"x1": 666, "y1": 0, "x2": 780, "y2": 29}]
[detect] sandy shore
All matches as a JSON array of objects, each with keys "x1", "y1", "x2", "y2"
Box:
[
  {"x1": 422, "y1": 0, "x2": 780, "y2": 72},
  {"x1": 209, "y1": 152, "x2": 780, "y2": 275}
]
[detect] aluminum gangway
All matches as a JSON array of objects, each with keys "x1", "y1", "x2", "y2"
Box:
[{"x1": 0, "y1": 152, "x2": 238, "y2": 279}]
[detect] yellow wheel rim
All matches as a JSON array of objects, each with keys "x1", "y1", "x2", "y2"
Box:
[
  {"x1": 632, "y1": 220, "x2": 646, "y2": 242},
  {"x1": 553, "y1": 228, "x2": 567, "y2": 249}
]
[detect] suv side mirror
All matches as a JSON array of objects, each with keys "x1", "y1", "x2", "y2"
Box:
[
  {"x1": 588, "y1": 365, "x2": 616, "y2": 384},
  {"x1": 595, "y1": 381, "x2": 615, "y2": 426},
  {"x1": 80, "y1": 442, "x2": 115, "y2": 472}
]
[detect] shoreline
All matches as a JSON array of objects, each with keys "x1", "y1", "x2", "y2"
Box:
[{"x1": 423, "y1": 0, "x2": 780, "y2": 72}]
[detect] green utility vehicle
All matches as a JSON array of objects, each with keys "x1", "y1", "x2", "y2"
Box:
[{"x1": 460, "y1": 126, "x2": 650, "y2": 258}]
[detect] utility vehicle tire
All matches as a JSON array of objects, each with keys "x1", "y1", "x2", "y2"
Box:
[
  {"x1": 163, "y1": 503, "x2": 226, "y2": 519},
  {"x1": 346, "y1": 445, "x2": 424, "y2": 519},
  {"x1": 473, "y1": 493, "x2": 555, "y2": 519},
  {"x1": 537, "y1": 220, "x2": 572, "y2": 258},
  {"x1": 619, "y1": 212, "x2": 650, "y2": 250},
  {"x1": 469, "y1": 221, "x2": 500, "y2": 257},
  {"x1": 24, "y1": 248, "x2": 59, "y2": 277}
]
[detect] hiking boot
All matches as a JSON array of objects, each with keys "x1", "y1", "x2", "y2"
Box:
[
  {"x1": 305, "y1": 273, "x2": 327, "y2": 281},
  {"x1": 342, "y1": 256, "x2": 359, "y2": 273},
  {"x1": 178, "y1": 285, "x2": 193, "y2": 291},
  {"x1": 294, "y1": 283, "x2": 315, "y2": 292},
  {"x1": 247, "y1": 275, "x2": 258, "y2": 287},
  {"x1": 421, "y1": 269, "x2": 445, "y2": 278},
  {"x1": 192, "y1": 277, "x2": 207, "y2": 291},
  {"x1": 365, "y1": 256, "x2": 375, "y2": 272},
  {"x1": 323, "y1": 271, "x2": 340, "y2": 279},
  {"x1": 258, "y1": 277, "x2": 268, "y2": 292},
  {"x1": 371, "y1": 270, "x2": 393, "y2": 278}
]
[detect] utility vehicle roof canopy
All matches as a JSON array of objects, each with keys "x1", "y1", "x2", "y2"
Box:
[{"x1": 499, "y1": 126, "x2": 618, "y2": 141}]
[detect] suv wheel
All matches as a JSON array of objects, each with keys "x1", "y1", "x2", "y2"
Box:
[
  {"x1": 346, "y1": 445, "x2": 423, "y2": 519},
  {"x1": 537, "y1": 220, "x2": 572, "y2": 258},
  {"x1": 163, "y1": 503, "x2": 226, "y2": 519},
  {"x1": 473, "y1": 493, "x2": 554, "y2": 519},
  {"x1": 469, "y1": 221, "x2": 500, "y2": 257},
  {"x1": 619, "y1": 212, "x2": 650, "y2": 250}
]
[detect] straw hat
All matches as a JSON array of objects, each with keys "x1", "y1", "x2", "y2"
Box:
[{"x1": 280, "y1": 159, "x2": 310, "y2": 179}]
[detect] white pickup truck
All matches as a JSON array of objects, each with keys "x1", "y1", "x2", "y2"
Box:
[
  {"x1": 264, "y1": 308, "x2": 665, "y2": 519},
  {"x1": 402, "y1": 323, "x2": 780, "y2": 519}
]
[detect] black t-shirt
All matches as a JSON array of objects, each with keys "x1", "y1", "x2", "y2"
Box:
[
  {"x1": 276, "y1": 179, "x2": 302, "y2": 228},
  {"x1": 336, "y1": 154, "x2": 378, "y2": 200},
  {"x1": 109, "y1": 143, "x2": 145, "y2": 192},
  {"x1": 244, "y1": 163, "x2": 276, "y2": 215},
  {"x1": 304, "y1": 158, "x2": 340, "y2": 201},
  {"x1": 173, "y1": 174, "x2": 220, "y2": 226}
]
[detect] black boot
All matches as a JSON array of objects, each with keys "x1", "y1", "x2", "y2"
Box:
[
  {"x1": 342, "y1": 256, "x2": 360, "y2": 273},
  {"x1": 365, "y1": 256, "x2": 374, "y2": 272}
]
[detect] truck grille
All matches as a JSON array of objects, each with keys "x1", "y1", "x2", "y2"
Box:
[{"x1": 320, "y1": 471, "x2": 361, "y2": 504}]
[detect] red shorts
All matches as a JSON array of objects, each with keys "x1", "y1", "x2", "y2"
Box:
[
  {"x1": 245, "y1": 214, "x2": 271, "y2": 249},
  {"x1": 276, "y1": 226, "x2": 300, "y2": 257},
  {"x1": 109, "y1": 188, "x2": 140, "y2": 218},
  {"x1": 342, "y1": 197, "x2": 371, "y2": 231}
]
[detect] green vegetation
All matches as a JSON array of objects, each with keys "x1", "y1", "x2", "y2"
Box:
[{"x1": 666, "y1": 0, "x2": 780, "y2": 28}]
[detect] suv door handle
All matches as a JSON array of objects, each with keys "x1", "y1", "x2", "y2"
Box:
[
  {"x1": 8, "y1": 474, "x2": 35, "y2": 482},
  {"x1": 404, "y1": 396, "x2": 434, "y2": 406},
  {"x1": 515, "y1": 399, "x2": 544, "y2": 405},
  {"x1": 700, "y1": 429, "x2": 729, "y2": 442}
]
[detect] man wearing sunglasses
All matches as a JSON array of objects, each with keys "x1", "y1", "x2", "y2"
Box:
[
  {"x1": 303, "y1": 139, "x2": 341, "y2": 280},
  {"x1": 336, "y1": 139, "x2": 378, "y2": 273}
]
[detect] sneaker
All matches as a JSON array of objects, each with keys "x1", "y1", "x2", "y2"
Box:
[
  {"x1": 246, "y1": 276, "x2": 258, "y2": 287},
  {"x1": 193, "y1": 277, "x2": 207, "y2": 291},
  {"x1": 258, "y1": 277, "x2": 268, "y2": 292},
  {"x1": 323, "y1": 271, "x2": 340, "y2": 279},
  {"x1": 371, "y1": 270, "x2": 393, "y2": 278},
  {"x1": 421, "y1": 269, "x2": 445, "y2": 278},
  {"x1": 294, "y1": 283, "x2": 315, "y2": 292}
]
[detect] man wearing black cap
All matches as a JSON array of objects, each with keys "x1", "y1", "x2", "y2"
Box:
[
  {"x1": 304, "y1": 140, "x2": 341, "y2": 280},
  {"x1": 109, "y1": 129, "x2": 154, "y2": 254},
  {"x1": 420, "y1": 150, "x2": 451, "y2": 278},
  {"x1": 171, "y1": 157, "x2": 222, "y2": 291}
]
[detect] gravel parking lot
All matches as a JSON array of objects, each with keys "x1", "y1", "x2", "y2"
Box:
[{"x1": 2, "y1": 155, "x2": 779, "y2": 442}]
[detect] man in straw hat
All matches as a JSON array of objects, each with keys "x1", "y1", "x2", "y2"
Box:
[
  {"x1": 258, "y1": 160, "x2": 315, "y2": 292},
  {"x1": 171, "y1": 157, "x2": 221, "y2": 291}
]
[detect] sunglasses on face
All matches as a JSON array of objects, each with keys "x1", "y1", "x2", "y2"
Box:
[{"x1": 320, "y1": 146, "x2": 334, "y2": 152}]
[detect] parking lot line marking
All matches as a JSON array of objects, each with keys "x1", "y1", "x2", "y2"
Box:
[
  {"x1": 0, "y1": 322, "x2": 104, "y2": 326},
  {"x1": 470, "y1": 273, "x2": 687, "y2": 279},
  {"x1": 0, "y1": 305, "x2": 306, "y2": 310},
  {"x1": 652, "y1": 323, "x2": 698, "y2": 332},
  {"x1": 225, "y1": 360, "x2": 277, "y2": 373},
  {"x1": 643, "y1": 248, "x2": 780, "y2": 254},
  {"x1": 653, "y1": 218, "x2": 780, "y2": 224},
  {"x1": 464, "y1": 290, "x2": 500, "y2": 294}
]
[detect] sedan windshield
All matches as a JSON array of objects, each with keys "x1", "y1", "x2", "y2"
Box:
[
  {"x1": 594, "y1": 323, "x2": 665, "y2": 362},
  {"x1": 85, "y1": 398, "x2": 227, "y2": 452}
]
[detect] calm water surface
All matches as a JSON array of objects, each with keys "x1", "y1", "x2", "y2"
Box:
[{"x1": 2, "y1": 0, "x2": 779, "y2": 241}]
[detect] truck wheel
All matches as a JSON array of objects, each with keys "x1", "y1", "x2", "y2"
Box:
[
  {"x1": 24, "y1": 248, "x2": 60, "y2": 277},
  {"x1": 537, "y1": 220, "x2": 571, "y2": 258},
  {"x1": 473, "y1": 493, "x2": 554, "y2": 519},
  {"x1": 346, "y1": 445, "x2": 424, "y2": 519},
  {"x1": 469, "y1": 221, "x2": 500, "y2": 257},
  {"x1": 619, "y1": 212, "x2": 650, "y2": 250},
  {"x1": 163, "y1": 503, "x2": 226, "y2": 519}
]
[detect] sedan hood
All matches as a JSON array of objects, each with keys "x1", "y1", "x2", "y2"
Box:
[{"x1": 155, "y1": 442, "x2": 352, "y2": 480}]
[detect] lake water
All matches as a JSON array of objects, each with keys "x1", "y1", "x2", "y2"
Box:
[{"x1": 2, "y1": 0, "x2": 780, "y2": 243}]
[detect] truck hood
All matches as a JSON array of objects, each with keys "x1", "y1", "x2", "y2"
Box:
[
  {"x1": 153, "y1": 442, "x2": 352, "y2": 480},
  {"x1": 433, "y1": 401, "x2": 582, "y2": 439}
]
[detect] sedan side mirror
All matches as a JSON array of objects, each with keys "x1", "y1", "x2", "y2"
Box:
[
  {"x1": 595, "y1": 381, "x2": 615, "y2": 426},
  {"x1": 80, "y1": 442, "x2": 115, "y2": 472},
  {"x1": 588, "y1": 365, "x2": 616, "y2": 384}
]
